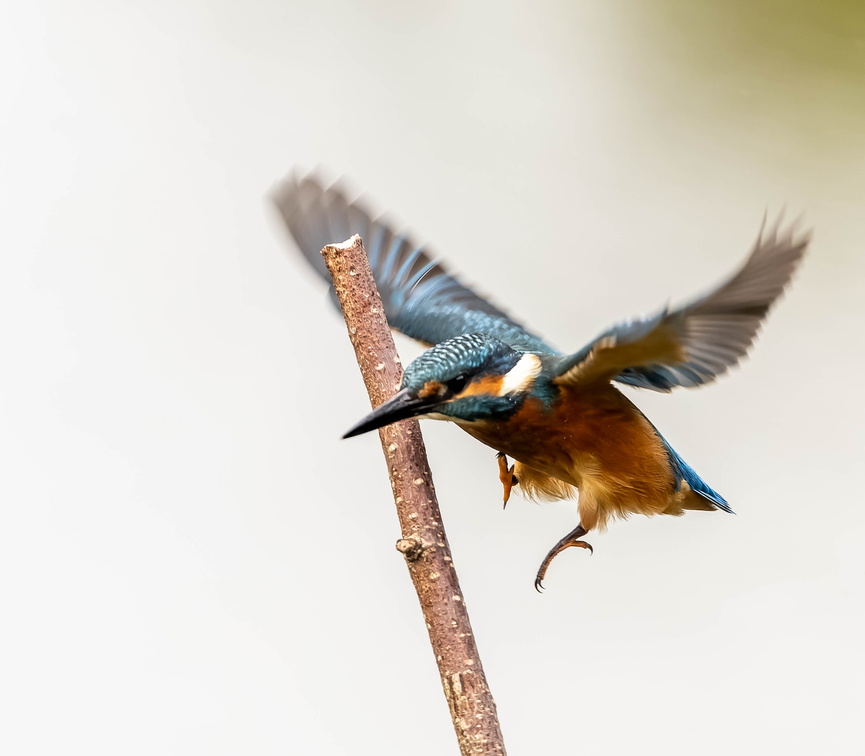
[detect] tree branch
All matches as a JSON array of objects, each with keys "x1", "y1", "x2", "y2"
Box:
[{"x1": 321, "y1": 235, "x2": 507, "y2": 755}]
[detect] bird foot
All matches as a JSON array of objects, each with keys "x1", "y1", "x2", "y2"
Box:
[
  {"x1": 496, "y1": 453, "x2": 519, "y2": 509},
  {"x1": 534, "y1": 524, "x2": 592, "y2": 592}
]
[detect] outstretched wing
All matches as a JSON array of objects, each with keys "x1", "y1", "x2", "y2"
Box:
[
  {"x1": 552, "y1": 217, "x2": 809, "y2": 391},
  {"x1": 271, "y1": 172, "x2": 554, "y2": 354}
]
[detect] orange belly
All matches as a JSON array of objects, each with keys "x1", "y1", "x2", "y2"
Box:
[{"x1": 457, "y1": 384, "x2": 682, "y2": 530}]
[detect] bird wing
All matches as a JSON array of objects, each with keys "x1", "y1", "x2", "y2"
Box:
[
  {"x1": 552, "y1": 217, "x2": 809, "y2": 391},
  {"x1": 271, "y1": 172, "x2": 554, "y2": 353}
]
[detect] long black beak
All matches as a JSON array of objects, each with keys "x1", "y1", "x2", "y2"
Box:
[{"x1": 342, "y1": 388, "x2": 440, "y2": 439}]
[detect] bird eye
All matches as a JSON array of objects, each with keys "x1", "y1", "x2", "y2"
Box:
[{"x1": 447, "y1": 374, "x2": 469, "y2": 393}]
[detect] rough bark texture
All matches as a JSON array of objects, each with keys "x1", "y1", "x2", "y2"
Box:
[{"x1": 321, "y1": 235, "x2": 507, "y2": 755}]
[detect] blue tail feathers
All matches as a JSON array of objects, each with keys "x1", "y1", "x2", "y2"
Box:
[{"x1": 660, "y1": 435, "x2": 733, "y2": 513}]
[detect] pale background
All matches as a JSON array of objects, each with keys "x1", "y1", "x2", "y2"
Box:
[{"x1": 2, "y1": 1, "x2": 864, "y2": 754}]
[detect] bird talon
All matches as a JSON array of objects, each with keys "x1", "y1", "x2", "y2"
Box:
[
  {"x1": 497, "y1": 453, "x2": 518, "y2": 508},
  {"x1": 534, "y1": 524, "x2": 592, "y2": 589}
]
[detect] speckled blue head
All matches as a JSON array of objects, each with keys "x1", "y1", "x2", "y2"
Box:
[{"x1": 401, "y1": 333, "x2": 521, "y2": 391}]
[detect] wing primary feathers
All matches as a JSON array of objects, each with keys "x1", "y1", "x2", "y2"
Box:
[
  {"x1": 274, "y1": 175, "x2": 806, "y2": 378},
  {"x1": 272, "y1": 171, "x2": 553, "y2": 352},
  {"x1": 554, "y1": 214, "x2": 809, "y2": 391}
]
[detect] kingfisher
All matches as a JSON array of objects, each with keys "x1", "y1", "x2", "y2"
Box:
[{"x1": 273, "y1": 173, "x2": 809, "y2": 589}]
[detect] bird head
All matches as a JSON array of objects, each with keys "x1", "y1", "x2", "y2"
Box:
[{"x1": 343, "y1": 333, "x2": 544, "y2": 438}]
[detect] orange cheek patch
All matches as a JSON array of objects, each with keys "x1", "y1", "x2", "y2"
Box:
[
  {"x1": 418, "y1": 380, "x2": 444, "y2": 398},
  {"x1": 459, "y1": 376, "x2": 504, "y2": 397}
]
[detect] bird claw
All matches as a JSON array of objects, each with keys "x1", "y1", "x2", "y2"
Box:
[
  {"x1": 534, "y1": 525, "x2": 592, "y2": 592},
  {"x1": 497, "y1": 453, "x2": 518, "y2": 509}
]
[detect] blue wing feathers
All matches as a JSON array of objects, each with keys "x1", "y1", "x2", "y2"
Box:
[
  {"x1": 272, "y1": 172, "x2": 553, "y2": 353},
  {"x1": 274, "y1": 172, "x2": 804, "y2": 417},
  {"x1": 554, "y1": 218, "x2": 808, "y2": 392}
]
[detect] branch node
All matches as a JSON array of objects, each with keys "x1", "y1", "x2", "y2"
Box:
[{"x1": 395, "y1": 537, "x2": 425, "y2": 561}]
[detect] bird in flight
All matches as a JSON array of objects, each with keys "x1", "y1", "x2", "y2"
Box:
[{"x1": 273, "y1": 173, "x2": 808, "y2": 589}]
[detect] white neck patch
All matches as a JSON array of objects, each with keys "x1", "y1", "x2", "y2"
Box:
[{"x1": 499, "y1": 353, "x2": 542, "y2": 396}]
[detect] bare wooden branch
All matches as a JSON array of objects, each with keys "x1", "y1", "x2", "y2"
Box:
[{"x1": 321, "y1": 235, "x2": 507, "y2": 756}]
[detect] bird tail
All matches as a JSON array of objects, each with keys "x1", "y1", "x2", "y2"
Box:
[{"x1": 660, "y1": 436, "x2": 733, "y2": 513}]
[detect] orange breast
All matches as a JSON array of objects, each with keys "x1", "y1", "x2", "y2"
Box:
[{"x1": 460, "y1": 384, "x2": 677, "y2": 528}]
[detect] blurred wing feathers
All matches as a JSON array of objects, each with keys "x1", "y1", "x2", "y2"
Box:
[
  {"x1": 553, "y1": 217, "x2": 809, "y2": 390},
  {"x1": 272, "y1": 173, "x2": 553, "y2": 353}
]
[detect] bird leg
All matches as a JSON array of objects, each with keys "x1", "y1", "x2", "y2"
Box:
[
  {"x1": 535, "y1": 524, "x2": 593, "y2": 592},
  {"x1": 496, "y1": 452, "x2": 518, "y2": 509}
]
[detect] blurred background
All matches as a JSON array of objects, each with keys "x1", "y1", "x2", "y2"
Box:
[{"x1": 2, "y1": 1, "x2": 864, "y2": 754}]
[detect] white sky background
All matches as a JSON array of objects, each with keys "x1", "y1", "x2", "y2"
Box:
[{"x1": 2, "y1": 1, "x2": 864, "y2": 754}]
